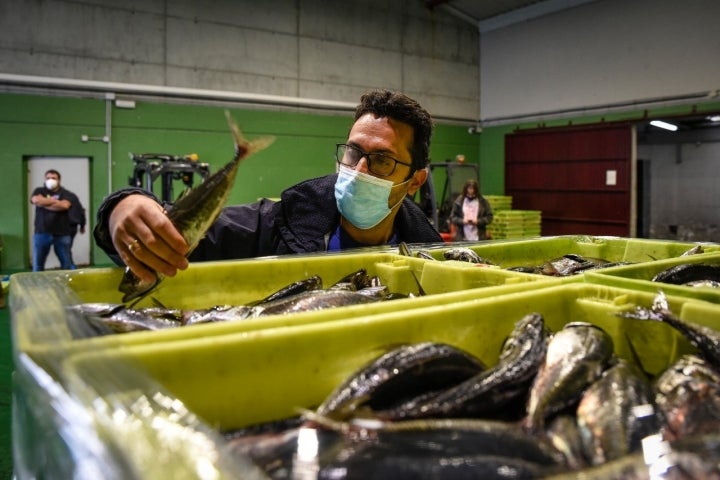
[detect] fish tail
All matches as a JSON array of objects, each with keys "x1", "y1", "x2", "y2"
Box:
[{"x1": 224, "y1": 110, "x2": 275, "y2": 160}]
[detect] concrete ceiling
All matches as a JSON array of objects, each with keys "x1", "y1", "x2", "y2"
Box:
[{"x1": 425, "y1": 0, "x2": 598, "y2": 32}]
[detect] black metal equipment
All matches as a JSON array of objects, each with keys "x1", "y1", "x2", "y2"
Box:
[{"x1": 129, "y1": 153, "x2": 211, "y2": 203}]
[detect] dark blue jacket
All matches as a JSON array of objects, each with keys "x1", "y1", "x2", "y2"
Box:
[{"x1": 94, "y1": 174, "x2": 442, "y2": 264}]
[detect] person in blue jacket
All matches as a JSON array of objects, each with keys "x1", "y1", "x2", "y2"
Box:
[{"x1": 94, "y1": 89, "x2": 442, "y2": 285}]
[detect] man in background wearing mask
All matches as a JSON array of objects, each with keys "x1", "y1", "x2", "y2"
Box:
[
  {"x1": 30, "y1": 169, "x2": 77, "y2": 271},
  {"x1": 94, "y1": 89, "x2": 442, "y2": 285}
]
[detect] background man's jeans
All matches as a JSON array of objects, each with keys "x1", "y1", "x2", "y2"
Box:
[{"x1": 32, "y1": 233, "x2": 74, "y2": 271}]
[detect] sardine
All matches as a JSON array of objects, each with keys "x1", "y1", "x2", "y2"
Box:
[
  {"x1": 249, "y1": 275, "x2": 323, "y2": 306},
  {"x1": 67, "y1": 302, "x2": 184, "y2": 334},
  {"x1": 315, "y1": 342, "x2": 486, "y2": 421},
  {"x1": 119, "y1": 111, "x2": 275, "y2": 303},
  {"x1": 655, "y1": 354, "x2": 720, "y2": 442},
  {"x1": 381, "y1": 313, "x2": 549, "y2": 420},
  {"x1": 443, "y1": 247, "x2": 491, "y2": 264},
  {"x1": 330, "y1": 269, "x2": 374, "y2": 291},
  {"x1": 524, "y1": 322, "x2": 614, "y2": 432},
  {"x1": 541, "y1": 254, "x2": 610, "y2": 276},
  {"x1": 248, "y1": 289, "x2": 382, "y2": 318},
  {"x1": 182, "y1": 305, "x2": 252, "y2": 325},
  {"x1": 652, "y1": 263, "x2": 720, "y2": 285},
  {"x1": 576, "y1": 359, "x2": 661, "y2": 465},
  {"x1": 619, "y1": 292, "x2": 720, "y2": 368}
]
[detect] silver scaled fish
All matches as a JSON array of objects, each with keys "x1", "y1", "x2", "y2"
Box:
[
  {"x1": 119, "y1": 112, "x2": 274, "y2": 303},
  {"x1": 523, "y1": 322, "x2": 614, "y2": 432}
]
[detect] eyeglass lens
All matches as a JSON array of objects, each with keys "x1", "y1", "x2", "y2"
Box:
[{"x1": 337, "y1": 144, "x2": 399, "y2": 177}]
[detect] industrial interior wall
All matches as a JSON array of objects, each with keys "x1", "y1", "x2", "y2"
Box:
[
  {"x1": 0, "y1": 93, "x2": 481, "y2": 271},
  {"x1": 479, "y1": 0, "x2": 720, "y2": 124},
  {"x1": 479, "y1": 100, "x2": 720, "y2": 241},
  {"x1": 0, "y1": 0, "x2": 479, "y2": 122}
]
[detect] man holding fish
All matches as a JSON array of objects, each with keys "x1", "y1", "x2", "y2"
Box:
[{"x1": 94, "y1": 89, "x2": 442, "y2": 287}]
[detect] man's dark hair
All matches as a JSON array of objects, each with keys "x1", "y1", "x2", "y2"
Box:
[
  {"x1": 45, "y1": 169, "x2": 61, "y2": 180},
  {"x1": 354, "y1": 89, "x2": 434, "y2": 172}
]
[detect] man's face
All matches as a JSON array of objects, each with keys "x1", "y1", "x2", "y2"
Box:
[{"x1": 345, "y1": 113, "x2": 424, "y2": 204}]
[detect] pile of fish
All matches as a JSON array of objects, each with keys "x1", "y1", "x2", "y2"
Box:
[
  {"x1": 67, "y1": 269, "x2": 406, "y2": 336},
  {"x1": 409, "y1": 244, "x2": 708, "y2": 278},
  {"x1": 225, "y1": 295, "x2": 720, "y2": 479}
]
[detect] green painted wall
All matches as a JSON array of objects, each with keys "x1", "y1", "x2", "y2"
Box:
[{"x1": 0, "y1": 92, "x2": 482, "y2": 271}]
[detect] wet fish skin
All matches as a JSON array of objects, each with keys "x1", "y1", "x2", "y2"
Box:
[
  {"x1": 524, "y1": 322, "x2": 614, "y2": 432},
  {"x1": 330, "y1": 269, "x2": 373, "y2": 291},
  {"x1": 119, "y1": 112, "x2": 275, "y2": 303},
  {"x1": 576, "y1": 359, "x2": 661, "y2": 465},
  {"x1": 248, "y1": 289, "x2": 381, "y2": 318},
  {"x1": 443, "y1": 247, "x2": 490, "y2": 264},
  {"x1": 93, "y1": 308, "x2": 183, "y2": 333},
  {"x1": 655, "y1": 354, "x2": 720, "y2": 442},
  {"x1": 311, "y1": 419, "x2": 563, "y2": 479},
  {"x1": 250, "y1": 275, "x2": 323, "y2": 306},
  {"x1": 541, "y1": 254, "x2": 609, "y2": 276},
  {"x1": 182, "y1": 305, "x2": 253, "y2": 325},
  {"x1": 652, "y1": 263, "x2": 720, "y2": 285},
  {"x1": 545, "y1": 414, "x2": 589, "y2": 470},
  {"x1": 620, "y1": 294, "x2": 720, "y2": 368},
  {"x1": 68, "y1": 303, "x2": 184, "y2": 334},
  {"x1": 315, "y1": 342, "x2": 485, "y2": 421},
  {"x1": 383, "y1": 313, "x2": 549, "y2": 420}
]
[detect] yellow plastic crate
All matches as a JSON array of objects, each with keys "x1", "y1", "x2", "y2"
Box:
[
  {"x1": 10, "y1": 249, "x2": 558, "y2": 375},
  {"x1": 62, "y1": 282, "x2": 719, "y2": 431}
]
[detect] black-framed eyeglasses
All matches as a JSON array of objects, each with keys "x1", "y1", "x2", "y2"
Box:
[{"x1": 335, "y1": 144, "x2": 413, "y2": 177}]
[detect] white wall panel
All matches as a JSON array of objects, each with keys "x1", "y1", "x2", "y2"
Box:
[{"x1": 481, "y1": 0, "x2": 720, "y2": 123}]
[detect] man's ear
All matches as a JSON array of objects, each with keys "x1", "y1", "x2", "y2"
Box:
[{"x1": 406, "y1": 168, "x2": 428, "y2": 195}]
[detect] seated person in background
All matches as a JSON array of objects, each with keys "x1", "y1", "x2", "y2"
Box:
[
  {"x1": 94, "y1": 89, "x2": 442, "y2": 285},
  {"x1": 450, "y1": 179, "x2": 493, "y2": 241}
]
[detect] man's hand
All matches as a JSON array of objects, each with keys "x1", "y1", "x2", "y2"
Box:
[{"x1": 109, "y1": 195, "x2": 190, "y2": 284}]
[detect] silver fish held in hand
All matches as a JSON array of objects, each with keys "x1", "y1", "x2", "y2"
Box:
[{"x1": 119, "y1": 112, "x2": 275, "y2": 303}]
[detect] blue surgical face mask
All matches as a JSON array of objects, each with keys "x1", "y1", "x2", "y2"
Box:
[{"x1": 334, "y1": 166, "x2": 410, "y2": 230}]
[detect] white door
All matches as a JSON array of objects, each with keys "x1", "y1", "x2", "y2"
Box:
[{"x1": 27, "y1": 157, "x2": 91, "y2": 269}]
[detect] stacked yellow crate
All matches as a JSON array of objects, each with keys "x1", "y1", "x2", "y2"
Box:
[{"x1": 485, "y1": 195, "x2": 542, "y2": 239}]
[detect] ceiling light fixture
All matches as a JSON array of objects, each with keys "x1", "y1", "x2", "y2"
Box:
[{"x1": 650, "y1": 120, "x2": 678, "y2": 131}]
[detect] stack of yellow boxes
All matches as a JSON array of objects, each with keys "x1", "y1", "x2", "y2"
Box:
[{"x1": 485, "y1": 195, "x2": 542, "y2": 239}]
